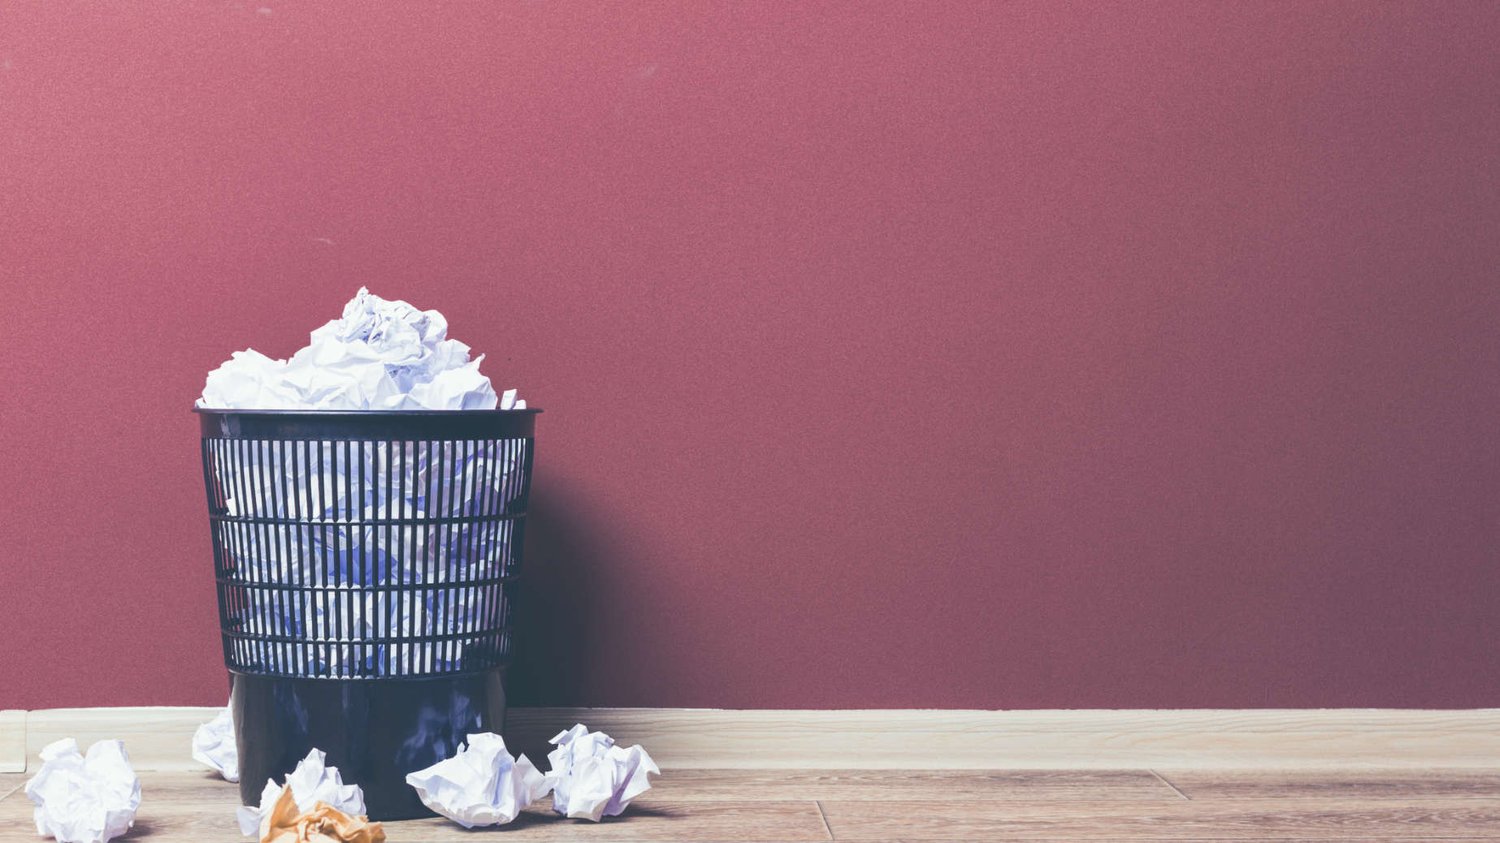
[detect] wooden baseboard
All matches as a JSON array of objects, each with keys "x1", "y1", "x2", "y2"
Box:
[
  {"x1": 0, "y1": 711, "x2": 22, "y2": 773},
  {"x1": 5, "y1": 707, "x2": 1498, "y2": 774}
]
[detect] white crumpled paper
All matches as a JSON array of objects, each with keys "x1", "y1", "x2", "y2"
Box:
[
  {"x1": 24, "y1": 738, "x2": 142, "y2": 843},
  {"x1": 546, "y1": 724, "x2": 659, "y2": 821},
  {"x1": 192, "y1": 704, "x2": 239, "y2": 782},
  {"x1": 404, "y1": 733, "x2": 551, "y2": 828},
  {"x1": 199, "y1": 287, "x2": 522, "y2": 411},
  {"x1": 237, "y1": 748, "x2": 367, "y2": 836}
]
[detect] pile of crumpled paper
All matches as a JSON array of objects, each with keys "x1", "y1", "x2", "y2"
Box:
[
  {"x1": 404, "y1": 725, "x2": 659, "y2": 827},
  {"x1": 31, "y1": 719, "x2": 659, "y2": 843}
]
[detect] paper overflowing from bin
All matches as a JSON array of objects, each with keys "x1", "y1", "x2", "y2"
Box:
[
  {"x1": 257, "y1": 787, "x2": 385, "y2": 843},
  {"x1": 25, "y1": 738, "x2": 142, "y2": 843},
  {"x1": 199, "y1": 287, "x2": 518, "y2": 411},
  {"x1": 239, "y1": 749, "x2": 367, "y2": 836},
  {"x1": 546, "y1": 724, "x2": 660, "y2": 821},
  {"x1": 198, "y1": 289, "x2": 531, "y2": 678},
  {"x1": 192, "y1": 704, "x2": 240, "y2": 782},
  {"x1": 404, "y1": 732, "x2": 551, "y2": 827}
]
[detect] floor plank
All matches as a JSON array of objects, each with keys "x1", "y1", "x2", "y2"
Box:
[
  {"x1": 392, "y1": 801, "x2": 831, "y2": 842},
  {"x1": 643, "y1": 769, "x2": 1181, "y2": 801},
  {"x1": 37, "y1": 768, "x2": 1183, "y2": 805},
  {"x1": 191, "y1": 768, "x2": 1500, "y2": 805},
  {"x1": 7, "y1": 769, "x2": 1500, "y2": 841},
  {"x1": 0, "y1": 771, "x2": 831, "y2": 842},
  {"x1": 1158, "y1": 768, "x2": 1500, "y2": 800},
  {"x1": 819, "y1": 799, "x2": 1500, "y2": 840}
]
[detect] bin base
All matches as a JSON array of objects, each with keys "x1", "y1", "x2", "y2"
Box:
[{"x1": 231, "y1": 670, "x2": 507, "y2": 822}]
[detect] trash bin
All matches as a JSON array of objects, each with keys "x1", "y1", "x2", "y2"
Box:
[{"x1": 195, "y1": 408, "x2": 539, "y2": 820}]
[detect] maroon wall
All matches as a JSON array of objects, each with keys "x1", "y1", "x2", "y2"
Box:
[{"x1": 2, "y1": 3, "x2": 1497, "y2": 709}]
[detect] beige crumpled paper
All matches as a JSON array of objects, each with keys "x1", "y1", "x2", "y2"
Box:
[
  {"x1": 259, "y1": 788, "x2": 385, "y2": 843},
  {"x1": 238, "y1": 749, "x2": 366, "y2": 835}
]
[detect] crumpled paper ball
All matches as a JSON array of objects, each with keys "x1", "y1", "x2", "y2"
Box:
[
  {"x1": 199, "y1": 287, "x2": 520, "y2": 411},
  {"x1": 404, "y1": 732, "x2": 551, "y2": 827},
  {"x1": 258, "y1": 787, "x2": 385, "y2": 843},
  {"x1": 547, "y1": 724, "x2": 659, "y2": 821},
  {"x1": 238, "y1": 749, "x2": 366, "y2": 836},
  {"x1": 24, "y1": 738, "x2": 142, "y2": 843},
  {"x1": 191, "y1": 704, "x2": 239, "y2": 782}
]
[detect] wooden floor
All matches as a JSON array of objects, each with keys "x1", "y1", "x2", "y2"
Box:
[{"x1": 3, "y1": 768, "x2": 1499, "y2": 841}]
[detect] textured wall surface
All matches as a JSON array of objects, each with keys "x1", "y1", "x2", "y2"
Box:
[{"x1": 2, "y1": 3, "x2": 1497, "y2": 709}]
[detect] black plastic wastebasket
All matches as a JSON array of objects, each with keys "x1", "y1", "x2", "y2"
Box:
[{"x1": 196, "y1": 408, "x2": 539, "y2": 820}]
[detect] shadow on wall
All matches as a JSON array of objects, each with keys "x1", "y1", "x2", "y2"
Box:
[{"x1": 507, "y1": 480, "x2": 625, "y2": 708}]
